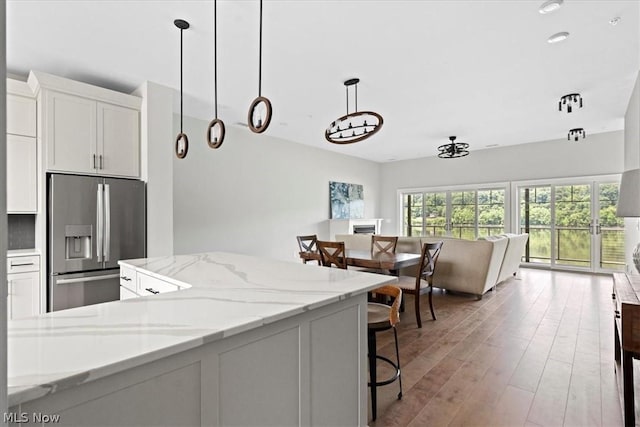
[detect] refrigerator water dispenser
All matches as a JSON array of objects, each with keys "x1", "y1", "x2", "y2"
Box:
[{"x1": 65, "y1": 225, "x2": 92, "y2": 260}]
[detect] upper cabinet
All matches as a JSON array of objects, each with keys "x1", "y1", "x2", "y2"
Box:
[
  {"x1": 7, "y1": 79, "x2": 38, "y2": 213},
  {"x1": 28, "y1": 71, "x2": 141, "y2": 178},
  {"x1": 7, "y1": 93, "x2": 37, "y2": 137}
]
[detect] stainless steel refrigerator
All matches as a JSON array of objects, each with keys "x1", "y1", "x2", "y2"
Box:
[{"x1": 48, "y1": 174, "x2": 145, "y2": 311}]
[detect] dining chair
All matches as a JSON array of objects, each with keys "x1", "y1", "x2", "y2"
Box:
[
  {"x1": 372, "y1": 235, "x2": 398, "y2": 256},
  {"x1": 397, "y1": 241, "x2": 443, "y2": 328},
  {"x1": 362, "y1": 235, "x2": 399, "y2": 274},
  {"x1": 296, "y1": 235, "x2": 321, "y2": 265},
  {"x1": 367, "y1": 284, "x2": 403, "y2": 421},
  {"x1": 317, "y1": 240, "x2": 347, "y2": 269}
]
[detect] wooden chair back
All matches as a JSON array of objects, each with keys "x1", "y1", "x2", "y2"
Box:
[
  {"x1": 297, "y1": 235, "x2": 318, "y2": 253},
  {"x1": 371, "y1": 235, "x2": 398, "y2": 255},
  {"x1": 417, "y1": 241, "x2": 443, "y2": 281},
  {"x1": 317, "y1": 241, "x2": 347, "y2": 269},
  {"x1": 371, "y1": 285, "x2": 402, "y2": 327}
]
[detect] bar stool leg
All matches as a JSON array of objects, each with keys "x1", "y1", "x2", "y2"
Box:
[
  {"x1": 394, "y1": 327, "x2": 403, "y2": 399},
  {"x1": 368, "y1": 329, "x2": 378, "y2": 421}
]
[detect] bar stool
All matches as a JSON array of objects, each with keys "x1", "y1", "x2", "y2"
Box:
[{"x1": 367, "y1": 285, "x2": 403, "y2": 421}]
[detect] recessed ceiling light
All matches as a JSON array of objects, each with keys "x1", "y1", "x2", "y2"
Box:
[
  {"x1": 547, "y1": 31, "x2": 569, "y2": 44},
  {"x1": 609, "y1": 17, "x2": 621, "y2": 26},
  {"x1": 539, "y1": 0, "x2": 563, "y2": 14}
]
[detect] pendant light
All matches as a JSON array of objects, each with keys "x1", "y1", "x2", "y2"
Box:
[
  {"x1": 559, "y1": 93, "x2": 583, "y2": 113},
  {"x1": 568, "y1": 128, "x2": 586, "y2": 141},
  {"x1": 174, "y1": 19, "x2": 190, "y2": 159},
  {"x1": 247, "y1": 0, "x2": 272, "y2": 133},
  {"x1": 207, "y1": 0, "x2": 225, "y2": 148},
  {"x1": 325, "y1": 78, "x2": 383, "y2": 144}
]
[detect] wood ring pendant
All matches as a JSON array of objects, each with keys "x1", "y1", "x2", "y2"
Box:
[
  {"x1": 247, "y1": 96, "x2": 272, "y2": 133},
  {"x1": 175, "y1": 133, "x2": 189, "y2": 159},
  {"x1": 207, "y1": 118, "x2": 226, "y2": 149}
]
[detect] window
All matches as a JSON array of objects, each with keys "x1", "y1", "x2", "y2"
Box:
[{"x1": 402, "y1": 186, "x2": 506, "y2": 240}]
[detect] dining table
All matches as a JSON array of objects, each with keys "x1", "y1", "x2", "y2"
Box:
[
  {"x1": 299, "y1": 249, "x2": 422, "y2": 275},
  {"x1": 344, "y1": 250, "x2": 422, "y2": 275}
]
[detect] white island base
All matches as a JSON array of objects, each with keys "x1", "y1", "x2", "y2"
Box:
[{"x1": 8, "y1": 252, "x2": 394, "y2": 426}]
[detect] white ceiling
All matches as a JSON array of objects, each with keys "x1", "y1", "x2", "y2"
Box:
[{"x1": 7, "y1": 0, "x2": 640, "y2": 163}]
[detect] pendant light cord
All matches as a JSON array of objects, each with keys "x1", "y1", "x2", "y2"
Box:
[
  {"x1": 214, "y1": 0, "x2": 218, "y2": 118},
  {"x1": 258, "y1": 0, "x2": 263, "y2": 97},
  {"x1": 180, "y1": 27, "x2": 184, "y2": 133},
  {"x1": 345, "y1": 83, "x2": 358, "y2": 114}
]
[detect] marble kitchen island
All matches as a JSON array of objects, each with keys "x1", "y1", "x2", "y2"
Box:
[{"x1": 7, "y1": 252, "x2": 395, "y2": 426}]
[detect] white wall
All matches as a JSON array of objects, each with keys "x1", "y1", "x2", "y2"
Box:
[
  {"x1": 172, "y1": 116, "x2": 380, "y2": 262},
  {"x1": 625, "y1": 72, "x2": 640, "y2": 170},
  {"x1": 379, "y1": 130, "x2": 624, "y2": 233},
  {"x1": 133, "y1": 82, "x2": 174, "y2": 257},
  {"x1": 624, "y1": 71, "x2": 640, "y2": 272}
]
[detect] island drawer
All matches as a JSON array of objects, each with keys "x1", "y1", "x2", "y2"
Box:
[
  {"x1": 137, "y1": 272, "x2": 179, "y2": 295},
  {"x1": 7, "y1": 255, "x2": 40, "y2": 274},
  {"x1": 120, "y1": 266, "x2": 137, "y2": 291}
]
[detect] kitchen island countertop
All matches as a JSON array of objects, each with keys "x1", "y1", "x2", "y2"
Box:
[{"x1": 8, "y1": 251, "x2": 395, "y2": 407}]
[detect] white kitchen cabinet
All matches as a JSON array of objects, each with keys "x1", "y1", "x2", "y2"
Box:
[
  {"x1": 28, "y1": 71, "x2": 141, "y2": 178},
  {"x1": 137, "y1": 272, "x2": 179, "y2": 296},
  {"x1": 45, "y1": 90, "x2": 96, "y2": 175},
  {"x1": 7, "y1": 134, "x2": 37, "y2": 213},
  {"x1": 7, "y1": 255, "x2": 40, "y2": 320},
  {"x1": 7, "y1": 93, "x2": 37, "y2": 137},
  {"x1": 97, "y1": 102, "x2": 140, "y2": 177},
  {"x1": 46, "y1": 91, "x2": 139, "y2": 177}
]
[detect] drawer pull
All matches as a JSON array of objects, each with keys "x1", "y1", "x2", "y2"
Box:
[
  {"x1": 10, "y1": 261, "x2": 35, "y2": 267},
  {"x1": 145, "y1": 287, "x2": 160, "y2": 295},
  {"x1": 120, "y1": 275, "x2": 132, "y2": 281}
]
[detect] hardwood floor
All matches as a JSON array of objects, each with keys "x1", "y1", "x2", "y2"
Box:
[{"x1": 369, "y1": 268, "x2": 624, "y2": 426}]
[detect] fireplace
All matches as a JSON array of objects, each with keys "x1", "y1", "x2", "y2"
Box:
[
  {"x1": 353, "y1": 225, "x2": 376, "y2": 234},
  {"x1": 328, "y1": 218, "x2": 383, "y2": 239}
]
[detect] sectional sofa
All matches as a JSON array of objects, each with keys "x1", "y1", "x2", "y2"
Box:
[{"x1": 335, "y1": 233, "x2": 529, "y2": 299}]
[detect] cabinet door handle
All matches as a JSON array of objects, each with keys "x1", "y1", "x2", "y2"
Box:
[
  {"x1": 120, "y1": 275, "x2": 132, "y2": 281},
  {"x1": 99, "y1": 155, "x2": 104, "y2": 169},
  {"x1": 10, "y1": 261, "x2": 35, "y2": 267},
  {"x1": 615, "y1": 310, "x2": 621, "y2": 318},
  {"x1": 145, "y1": 287, "x2": 160, "y2": 295},
  {"x1": 93, "y1": 154, "x2": 97, "y2": 169}
]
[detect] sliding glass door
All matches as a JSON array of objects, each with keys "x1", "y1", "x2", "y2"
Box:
[{"x1": 517, "y1": 179, "x2": 624, "y2": 272}]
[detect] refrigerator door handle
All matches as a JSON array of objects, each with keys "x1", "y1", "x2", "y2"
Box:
[
  {"x1": 55, "y1": 273, "x2": 120, "y2": 285},
  {"x1": 104, "y1": 184, "x2": 111, "y2": 262},
  {"x1": 97, "y1": 183, "x2": 103, "y2": 262}
]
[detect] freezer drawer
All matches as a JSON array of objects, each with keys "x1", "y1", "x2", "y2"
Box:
[{"x1": 50, "y1": 269, "x2": 120, "y2": 312}]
